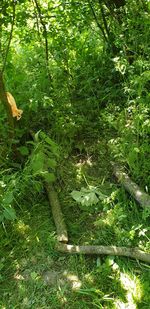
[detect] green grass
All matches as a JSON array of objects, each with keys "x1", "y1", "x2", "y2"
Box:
[{"x1": 0, "y1": 136, "x2": 150, "y2": 309}]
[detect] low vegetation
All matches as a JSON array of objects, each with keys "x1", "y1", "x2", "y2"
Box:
[{"x1": 0, "y1": 0, "x2": 150, "y2": 308}]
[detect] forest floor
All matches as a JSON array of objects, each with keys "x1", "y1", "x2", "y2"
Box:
[{"x1": 1, "y1": 129, "x2": 150, "y2": 309}]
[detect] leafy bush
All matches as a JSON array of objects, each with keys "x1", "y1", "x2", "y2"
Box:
[{"x1": 0, "y1": 131, "x2": 59, "y2": 223}]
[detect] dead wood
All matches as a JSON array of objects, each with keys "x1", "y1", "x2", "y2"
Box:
[
  {"x1": 112, "y1": 164, "x2": 150, "y2": 208},
  {"x1": 29, "y1": 131, "x2": 68, "y2": 243},
  {"x1": 45, "y1": 183, "x2": 68, "y2": 243},
  {"x1": 56, "y1": 243, "x2": 150, "y2": 264}
]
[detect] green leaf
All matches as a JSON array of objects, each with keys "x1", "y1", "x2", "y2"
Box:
[
  {"x1": 70, "y1": 190, "x2": 82, "y2": 203},
  {"x1": 80, "y1": 191, "x2": 99, "y2": 207},
  {"x1": 3, "y1": 206, "x2": 16, "y2": 220},
  {"x1": 40, "y1": 131, "x2": 53, "y2": 145},
  {"x1": 0, "y1": 261, "x2": 4, "y2": 271},
  {"x1": 47, "y1": 158, "x2": 57, "y2": 169},
  {"x1": 93, "y1": 188, "x2": 107, "y2": 200},
  {"x1": 40, "y1": 132, "x2": 59, "y2": 157},
  {"x1": 71, "y1": 186, "x2": 107, "y2": 207},
  {"x1": 34, "y1": 130, "x2": 41, "y2": 142},
  {"x1": 0, "y1": 214, "x2": 4, "y2": 222},
  {"x1": 31, "y1": 151, "x2": 45, "y2": 175},
  {"x1": 43, "y1": 172, "x2": 56, "y2": 183},
  {"x1": 3, "y1": 191, "x2": 13, "y2": 205},
  {"x1": 34, "y1": 182, "x2": 43, "y2": 193},
  {"x1": 71, "y1": 188, "x2": 99, "y2": 207},
  {"x1": 18, "y1": 146, "x2": 29, "y2": 156},
  {"x1": 31, "y1": 271, "x2": 38, "y2": 279}
]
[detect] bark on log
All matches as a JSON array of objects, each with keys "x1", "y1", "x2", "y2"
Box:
[
  {"x1": 56, "y1": 243, "x2": 150, "y2": 264},
  {"x1": 45, "y1": 183, "x2": 68, "y2": 243},
  {"x1": 112, "y1": 164, "x2": 150, "y2": 208}
]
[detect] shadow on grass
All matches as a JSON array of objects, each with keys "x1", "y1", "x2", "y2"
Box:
[{"x1": 0, "y1": 141, "x2": 150, "y2": 308}]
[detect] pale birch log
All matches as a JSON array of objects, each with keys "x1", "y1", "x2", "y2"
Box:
[
  {"x1": 112, "y1": 163, "x2": 150, "y2": 208},
  {"x1": 56, "y1": 243, "x2": 150, "y2": 263},
  {"x1": 46, "y1": 183, "x2": 68, "y2": 243}
]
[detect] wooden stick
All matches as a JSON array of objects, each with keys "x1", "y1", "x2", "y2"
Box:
[
  {"x1": 112, "y1": 164, "x2": 150, "y2": 208},
  {"x1": 56, "y1": 243, "x2": 150, "y2": 264},
  {"x1": 45, "y1": 183, "x2": 68, "y2": 243}
]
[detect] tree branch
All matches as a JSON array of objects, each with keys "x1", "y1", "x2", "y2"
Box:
[
  {"x1": 112, "y1": 163, "x2": 150, "y2": 208},
  {"x1": 2, "y1": 0, "x2": 16, "y2": 73},
  {"x1": 33, "y1": 0, "x2": 52, "y2": 82},
  {"x1": 56, "y1": 243, "x2": 150, "y2": 264},
  {"x1": 88, "y1": 0, "x2": 108, "y2": 42},
  {"x1": 45, "y1": 183, "x2": 68, "y2": 243},
  {"x1": 98, "y1": 0, "x2": 110, "y2": 39}
]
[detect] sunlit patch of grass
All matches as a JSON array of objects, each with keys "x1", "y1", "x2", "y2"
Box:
[
  {"x1": 1, "y1": 137, "x2": 150, "y2": 309},
  {"x1": 120, "y1": 272, "x2": 142, "y2": 301},
  {"x1": 114, "y1": 271, "x2": 142, "y2": 309},
  {"x1": 61, "y1": 271, "x2": 82, "y2": 291}
]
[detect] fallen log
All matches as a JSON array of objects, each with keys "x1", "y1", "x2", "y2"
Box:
[
  {"x1": 46, "y1": 183, "x2": 68, "y2": 243},
  {"x1": 29, "y1": 131, "x2": 68, "y2": 243},
  {"x1": 112, "y1": 164, "x2": 150, "y2": 208},
  {"x1": 56, "y1": 243, "x2": 150, "y2": 264}
]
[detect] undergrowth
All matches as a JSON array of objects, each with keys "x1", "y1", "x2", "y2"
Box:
[
  {"x1": 0, "y1": 133, "x2": 150, "y2": 309},
  {"x1": 0, "y1": 1, "x2": 150, "y2": 308}
]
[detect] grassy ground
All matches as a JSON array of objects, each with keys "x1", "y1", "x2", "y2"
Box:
[{"x1": 0, "y1": 134, "x2": 150, "y2": 309}]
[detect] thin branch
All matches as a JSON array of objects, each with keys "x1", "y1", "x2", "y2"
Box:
[
  {"x1": 32, "y1": 0, "x2": 41, "y2": 40},
  {"x1": 33, "y1": 0, "x2": 52, "y2": 82},
  {"x1": 88, "y1": 0, "x2": 108, "y2": 42},
  {"x1": 98, "y1": 0, "x2": 110, "y2": 39},
  {"x1": 2, "y1": 0, "x2": 16, "y2": 73}
]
